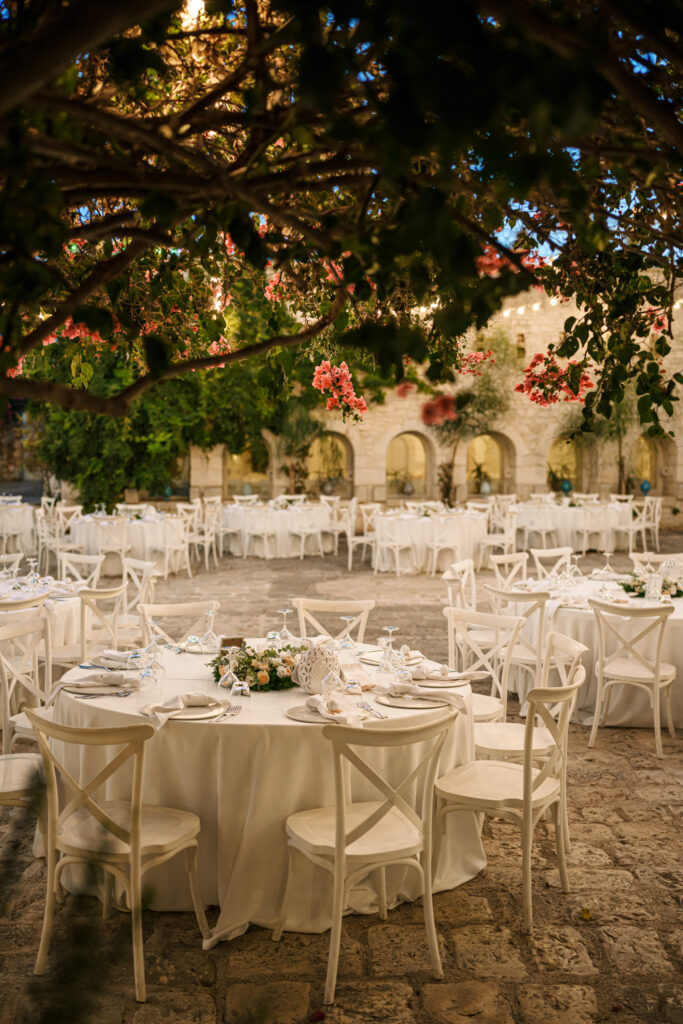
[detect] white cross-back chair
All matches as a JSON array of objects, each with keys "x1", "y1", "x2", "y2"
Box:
[
  {"x1": 36, "y1": 508, "x2": 80, "y2": 573},
  {"x1": 0, "y1": 507, "x2": 24, "y2": 554},
  {"x1": 214, "y1": 504, "x2": 241, "y2": 558},
  {"x1": 612, "y1": 504, "x2": 647, "y2": 554},
  {"x1": 243, "y1": 512, "x2": 278, "y2": 559},
  {"x1": 347, "y1": 503, "x2": 379, "y2": 570},
  {"x1": 373, "y1": 516, "x2": 416, "y2": 575},
  {"x1": 443, "y1": 607, "x2": 524, "y2": 722},
  {"x1": 631, "y1": 551, "x2": 683, "y2": 573},
  {"x1": 484, "y1": 585, "x2": 551, "y2": 700},
  {"x1": 573, "y1": 493, "x2": 599, "y2": 504},
  {"x1": 643, "y1": 495, "x2": 663, "y2": 551},
  {"x1": 188, "y1": 503, "x2": 219, "y2": 569},
  {"x1": 522, "y1": 503, "x2": 558, "y2": 550},
  {"x1": 320, "y1": 500, "x2": 346, "y2": 556},
  {"x1": 231, "y1": 494, "x2": 260, "y2": 505},
  {"x1": 577, "y1": 506, "x2": 609, "y2": 555},
  {"x1": 117, "y1": 558, "x2": 160, "y2": 644},
  {"x1": 530, "y1": 546, "x2": 572, "y2": 579},
  {"x1": 151, "y1": 516, "x2": 192, "y2": 578},
  {"x1": 40, "y1": 496, "x2": 58, "y2": 513},
  {"x1": 272, "y1": 710, "x2": 458, "y2": 1004},
  {"x1": 96, "y1": 517, "x2": 131, "y2": 572},
  {"x1": 56, "y1": 504, "x2": 82, "y2": 535},
  {"x1": 426, "y1": 520, "x2": 461, "y2": 575},
  {"x1": 476, "y1": 509, "x2": 517, "y2": 570},
  {"x1": 26, "y1": 710, "x2": 209, "y2": 1003},
  {"x1": 292, "y1": 598, "x2": 375, "y2": 642},
  {"x1": 0, "y1": 615, "x2": 52, "y2": 754},
  {"x1": 473, "y1": 632, "x2": 588, "y2": 853},
  {"x1": 588, "y1": 599, "x2": 676, "y2": 758},
  {"x1": 59, "y1": 552, "x2": 105, "y2": 589},
  {"x1": 433, "y1": 668, "x2": 585, "y2": 935},
  {"x1": 610, "y1": 493, "x2": 633, "y2": 504},
  {"x1": 490, "y1": 551, "x2": 529, "y2": 589},
  {"x1": 50, "y1": 582, "x2": 128, "y2": 668},
  {"x1": 442, "y1": 558, "x2": 477, "y2": 610},
  {"x1": 115, "y1": 503, "x2": 151, "y2": 516},
  {"x1": 138, "y1": 600, "x2": 220, "y2": 646},
  {"x1": 289, "y1": 508, "x2": 326, "y2": 559}
]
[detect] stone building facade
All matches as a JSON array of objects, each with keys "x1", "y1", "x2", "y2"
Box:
[{"x1": 189, "y1": 288, "x2": 683, "y2": 527}]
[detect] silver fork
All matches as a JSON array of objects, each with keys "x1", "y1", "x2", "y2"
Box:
[
  {"x1": 357, "y1": 700, "x2": 387, "y2": 720},
  {"x1": 216, "y1": 704, "x2": 242, "y2": 720}
]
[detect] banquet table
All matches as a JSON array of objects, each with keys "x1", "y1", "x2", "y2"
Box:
[
  {"x1": 222, "y1": 503, "x2": 334, "y2": 558},
  {"x1": 52, "y1": 645, "x2": 485, "y2": 946},
  {"x1": 0, "y1": 503, "x2": 35, "y2": 553},
  {"x1": 71, "y1": 513, "x2": 185, "y2": 576},
  {"x1": 515, "y1": 502, "x2": 632, "y2": 551},
  {"x1": 508, "y1": 574, "x2": 683, "y2": 728},
  {"x1": 0, "y1": 577, "x2": 82, "y2": 647},
  {"x1": 373, "y1": 511, "x2": 487, "y2": 573}
]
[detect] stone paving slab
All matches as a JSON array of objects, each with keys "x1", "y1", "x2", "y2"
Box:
[{"x1": 1, "y1": 541, "x2": 682, "y2": 1022}]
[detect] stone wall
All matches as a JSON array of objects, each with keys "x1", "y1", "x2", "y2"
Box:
[{"x1": 189, "y1": 286, "x2": 683, "y2": 524}]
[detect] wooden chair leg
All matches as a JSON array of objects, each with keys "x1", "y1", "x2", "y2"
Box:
[
  {"x1": 521, "y1": 810, "x2": 534, "y2": 935},
  {"x1": 186, "y1": 846, "x2": 210, "y2": 939},
  {"x1": 35, "y1": 846, "x2": 58, "y2": 975},
  {"x1": 421, "y1": 851, "x2": 443, "y2": 979},
  {"x1": 375, "y1": 867, "x2": 387, "y2": 920},
  {"x1": 323, "y1": 865, "x2": 346, "y2": 1005},
  {"x1": 653, "y1": 685, "x2": 664, "y2": 758},
  {"x1": 554, "y1": 801, "x2": 570, "y2": 895},
  {"x1": 130, "y1": 859, "x2": 146, "y2": 1002}
]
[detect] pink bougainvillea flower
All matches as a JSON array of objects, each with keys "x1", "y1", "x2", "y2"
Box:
[
  {"x1": 395, "y1": 380, "x2": 417, "y2": 398},
  {"x1": 312, "y1": 360, "x2": 367, "y2": 421}
]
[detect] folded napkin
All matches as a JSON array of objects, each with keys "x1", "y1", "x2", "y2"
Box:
[
  {"x1": 99, "y1": 648, "x2": 135, "y2": 665},
  {"x1": 305, "y1": 694, "x2": 364, "y2": 727},
  {"x1": 141, "y1": 691, "x2": 228, "y2": 728},
  {"x1": 410, "y1": 662, "x2": 450, "y2": 681},
  {"x1": 45, "y1": 671, "x2": 140, "y2": 708},
  {"x1": 340, "y1": 662, "x2": 375, "y2": 689},
  {"x1": 375, "y1": 680, "x2": 466, "y2": 711}
]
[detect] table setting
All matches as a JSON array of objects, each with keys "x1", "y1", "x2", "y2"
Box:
[
  {"x1": 0, "y1": 565, "x2": 86, "y2": 645},
  {"x1": 222, "y1": 501, "x2": 333, "y2": 558},
  {"x1": 70, "y1": 509, "x2": 186, "y2": 575},
  {"x1": 50, "y1": 613, "x2": 484, "y2": 943}
]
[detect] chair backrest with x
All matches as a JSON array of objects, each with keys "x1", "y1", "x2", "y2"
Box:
[
  {"x1": 484, "y1": 585, "x2": 550, "y2": 678},
  {"x1": 444, "y1": 606, "x2": 524, "y2": 706},
  {"x1": 442, "y1": 558, "x2": 477, "y2": 611},
  {"x1": 292, "y1": 598, "x2": 375, "y2": 642},
  {"x1": 79, "y1": 582, "x2": 127, "y2": 661},
  {"x1": 122, "y1": 558, "x2": 159, "y2": 615},
  {"x1": 26, "y1": 709, "x2": 155, "y2": 856},
  {"x1": 490, "y1": 551, "x2": 528, "y2": 589},
  {"x1": 530, "y1": 546, "x2": 572, "y2": 579},
  {"x1": 0, "y1": 616, "x2": 52, "y2": 753},
  {"x1": 359, "y1": 503, "x2": 381, "y2": 535},
  {"x1": 59, "y1": 552, "x2": 105, "y2": 588},
  {"x1": 0, "y1": 551, "x2": 23, "y2": 572},
  {"x1": 631, "y1": 551, "x2": 683, "y2": 573},
  {"x1": 323, "y1": 710, "x2": 457, "y2": 861},
  {"x1": 523, "y1": 666, "x2": 586, "y2": 803},
  {"x1": 588, "y1": 599, "x2": 673, "y2": 684},
  {"x1": 138, "y1": 600, "x2": 220, "y2": 646},
  {"x1": 57, "y1": 505, "x2": 82, "y2": 535},
  {"x1": 96, "y1": 518, "x2": 128, "y2": 554}
]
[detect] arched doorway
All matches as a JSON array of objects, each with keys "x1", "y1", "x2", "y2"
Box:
[
  {"x1": 547, "y1": 437, "x2": 581, "y2": 492},
  {"x1": 307, "y1": 432, "x2": 353, "y2": 497},
  {"x1": 386, "y1": 432, "x2": 429, "y2": 498},
  {"x1": 466, "y1": 434, "x2": 503, "y2": 494},
  {"x1": 222, "y1": 448, "x2": 270, "y2": 498}
]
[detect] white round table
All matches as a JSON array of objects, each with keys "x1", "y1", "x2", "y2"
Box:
[
  {"x1": 0, "y1": 580, "x2": 81, "y2": 646},
  {"x1": 223, "y1": 504, "x2": 333, "y2": 558},
  {"x1": 53, "y1": 646, "x2": 485, "y2": 945},
  {"x1": 373, "y1": 512, "x2": 487, "y2": 573},
  {"x1": 71, "y1": 514, "x2": 185, "y2": 576},
  {"x1": 515, "y1": 502, "x2": 632, "y2": 550}
]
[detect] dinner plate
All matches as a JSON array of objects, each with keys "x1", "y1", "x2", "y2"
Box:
[
  {"x1": 359, "y1": 652, "x2": 423, "y2": 667},
  {"x1": 63, "y1": 683, "x2": 129, "y2": 695},
  {"x1": 375, "y1": 693, "x2": 448, "y2": 710},
  {"x1": 168, "y1": 705, "x2": 225, "y2": 720},
  {"x1": 414, "y1": 677, "x2": 471, "y2": 689},
  {"x1": 286, "y1": 705, "x2": 335, "y2": 724}
]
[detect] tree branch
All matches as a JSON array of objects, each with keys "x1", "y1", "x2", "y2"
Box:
[{"x1": 2, "y1": 287, "x2": 348, "y2": 416}]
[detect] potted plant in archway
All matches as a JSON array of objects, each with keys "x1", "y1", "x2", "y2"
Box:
[{"x1": 472, "y1": 461, "x2": 491, "y2": 495}]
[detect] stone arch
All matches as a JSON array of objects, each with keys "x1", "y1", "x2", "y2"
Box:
[
  {"x1": 385, "y1": 430, "x2": 436, "y2": 499},
  {"x1": 221, "y1": 433, "x2": 274, "y2": 499},
  {"x1": 306, "y1": 430, "x2": 354, "y2": 497},
  {"x1": 632, "y1": 433, "x2": 677, "y2": 497},
  {"x1": 547, "y1": 436, "x2": 582, "y2": 492},
  {"x1": 464, "y1": 431, "x2": 517, "y2": 495}
]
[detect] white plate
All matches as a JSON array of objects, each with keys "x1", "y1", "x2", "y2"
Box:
[
  {"x1": 63, "y1": 684, "x2": 128, "y2": 695},
  {"x1": 286, "y1": 705, "x2": 332, "y2": 724},
  {"x1": 168, "y1": 705, "x2": 225, "y2": 721},
  {"x1": 376, "y1": 694, "x2": 448, "y2": 710},
  {"x1": 414, "y1": 677, "x2": 471, "y2": 689},
  {"x1": 359, "y1": 652, "x2": 423, "y2": 667}
]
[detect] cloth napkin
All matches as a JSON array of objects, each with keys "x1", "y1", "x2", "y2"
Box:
[
  {"x1": 410, "y1": 661, "x2": 451, "y2": 681},
  {"x1": 44, "y1": 671, "x2": 140, "y2": 708},
  {"x1": 99, "y1": 648, "x2": 136, "y2": 666},
  {"x1": 141, "y1": 691, "x2": 229, "y2": 728},
  {"x1": 375, "y1": 680, "x2": 466, "y2": 711},
  {"x1": 305, "y1": 694, "x2": 364, "y2": 727},
  {"x1": 340, "y1": 662, "x2": 374, "y2": 689}
]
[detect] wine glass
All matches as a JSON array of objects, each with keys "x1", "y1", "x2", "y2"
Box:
[
  {"x1": 200, "y1": 608, "x2": 219, "y2": 651},
  {"x1": 277, "y1": 607, "x2": 295, "y2": 647},
  {"x1": 339, "y1": 616, "x2": 357, "y2": 653},
  {"x1": 377, "y1": 625, "x2": 398, "y2": 674},
  {"x1": 218, "y1": 646, "x2": 244, "y2": 695},
  {"x1": 27, "y1": 557, "x2": 39, "y2": 590},
  {"x1": 601, "y1": 549, "x2": 613, "y2": 575}
]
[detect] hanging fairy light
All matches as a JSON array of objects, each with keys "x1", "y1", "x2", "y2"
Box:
[{"x1": 181, "y1": 0, "x2": 204, "y2": 30}]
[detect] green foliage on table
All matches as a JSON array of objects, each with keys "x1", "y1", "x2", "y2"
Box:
[
  {"x1": 619, "y1": 574, "x2": 683, "y2": 600},
  {"x1": 210, "y1": 643, "x2": 307, "y2": 692}
]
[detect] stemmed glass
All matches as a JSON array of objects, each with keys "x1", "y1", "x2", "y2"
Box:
[
  {"x1": 377, "y1": 625, "x2": 398, "y2": 674},
  {"x1": 339, "y1": 616, "x2": 357, "y2": 654},
  {"x1": 219, "y1": 646, "x2": 248, "y2": 696},
  {"x1": 277, "y1": 607, "x2": 295, "y2": 647},
  {"x1": 10, "y1": 565, "x2": 21, "y2": 590},
  {"x1": 200, "y1": 608, "x2": 220, "y2": 651},
  {"x1": 27, "y1": 557, "x2": 39, "y2": 590},
  {"x1": 601, "y1": 549, "x2": 613, "y2": 576}
]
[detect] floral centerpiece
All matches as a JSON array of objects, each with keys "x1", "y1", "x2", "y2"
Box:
[
  {"x1": 209, "y1": 642, "x2": 307, "y2": 691},
  {"x1": 619, "y1": 573, "x2": 683, "y2": 599}
]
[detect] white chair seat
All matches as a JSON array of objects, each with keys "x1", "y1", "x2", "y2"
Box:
[
  {"x1": 9, "y1": 708, "x2": 54, "y2": 738},
  {"x1": 286, "y1": 800, "x2": 423, "y2": 861},
  {"x1": 436, "y1": 760, "x2": 560, "y2": 809},
  {"x1": 470, "y1": 693, "x2": 504, "y2": 722},
  {"x1": 0, "y1": 752, "x2": 43, "y2": 797},
  {"x1": 474, "y1": 721, "x2": 555, "y2": 759},
  {"x1": 604, "y1": 658, "x2": 676, "y2": 683},
  {"x1": 58, "y1": 800, "x2": 201, "y2": 860}
]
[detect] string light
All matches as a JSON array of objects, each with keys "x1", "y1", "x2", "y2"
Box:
[
  {"x1": 503, "y1": 309, "x2": 511, "y2": 318},
  {"x1": 549, "y1": 297, "x2": 558, "y2": 306},
  {"x1": 674, "y1": 302, "x2": 680, "y2": 311},
  {"x1": 517, "y1": 305, "x2": 525, "y2": 314},
  {"x1": 532, "y1": 302, "x2": 541, "y2": 311}
]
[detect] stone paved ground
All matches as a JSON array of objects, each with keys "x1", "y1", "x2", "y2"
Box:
[{"x1": 2, "y1": 538, "x2": 683, "y2": 1024}]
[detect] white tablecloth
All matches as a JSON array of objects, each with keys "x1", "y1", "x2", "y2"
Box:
[
  {"x1": 53, "y1": 647, "x2": 485, "y2": 943},
  {"x1": 0, "y1": 581, "x2": 81, "y2": 646},
  {"x1": 71, "y1": 515, "x2": 185, "y2": 575},
  {"x1": 223, "y1": 504, "x2": 333, "y2": 558},
  {"x1": 510, "y1": 576, "x2": 683, "y2": 727},
  {"x1": 0, "y1": 504, "x2": 34, "y2": 552},
  {"x1": 373, "y1": 513, "x2": 487, "y2": 573},
  {"x1": 515, "y1": 503, "x2": 632, "y2": 551}
]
